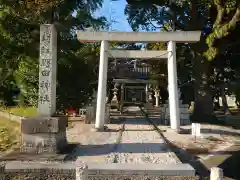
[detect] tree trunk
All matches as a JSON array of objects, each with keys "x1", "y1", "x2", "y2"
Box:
[
  {"x1": 192, "y1": 55, "x2": 215, "y2": 123},
  {"x1": 220, "y1": 87, "x2": 231, "y2": 115}
]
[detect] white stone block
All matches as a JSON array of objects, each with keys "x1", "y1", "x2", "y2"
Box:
[
  {"x1": 210, "y1": 167, "x2": 223, "y2": 180},
  {"x1": 191, "y1": 123, "x2": 201, "y2": 137},
  {"x1": 76, "y1": 164, "x2": 88, "y2": 180}
]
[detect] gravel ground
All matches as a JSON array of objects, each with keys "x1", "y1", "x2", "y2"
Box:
[
  {"x1": 113, "y1": 119, "x2": 181, "y2": 164},
  {"x1": 66, "y1": 113, "x2": 181, "y2": 165},
  {"x1": 67, "y1": 122, "x2": 122, "y2": 163}
]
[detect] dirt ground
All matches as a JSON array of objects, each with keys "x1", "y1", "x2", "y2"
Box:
[
  {"x1": 67, "y1": 121, "x2": 240, "y2": 162},
  {"x1": 159, "y1": 124, "x2": 240, "y2": 160}
]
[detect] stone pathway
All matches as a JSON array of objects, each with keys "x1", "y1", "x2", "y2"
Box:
[
  {"x1": 67, "y1": 119, "x2": 180, "y2": 165},
  {"x1": 113, "y1": 119, "x2": 181, "y2": 164}
]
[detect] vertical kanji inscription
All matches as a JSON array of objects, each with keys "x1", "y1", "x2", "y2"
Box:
[{"x1": 38, "y1": 24, "x2": 57, "y2": 116}]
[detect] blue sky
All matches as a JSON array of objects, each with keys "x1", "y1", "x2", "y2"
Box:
[{"x1": 94, "y1": 0, "x2": 133, "y2": 31}]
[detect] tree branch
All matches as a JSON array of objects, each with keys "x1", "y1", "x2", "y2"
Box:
[
  {"x1": 204, "y1": 5, "x2": 240, "y2": 60},
  {"x1": 229, "y1": 6, "x2": 240, "y2": 26},
  {"x1": 213, "y1": 0, "x2": 225, "y2": 28},
  {"x1": 145, "y1": 12, "x2": 169, "y2": 31}
]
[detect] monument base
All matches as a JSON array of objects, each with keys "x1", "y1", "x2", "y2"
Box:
[
  {"x1": 21, "y1": 131, "x2": 67, "y2": 153},
  {"x1": 0, "y1": 143, "x2": 77, "y2": 161},
  {"x1": 0, "y1": 116, "x2": 78, "y2": 161},
  {"x1": 20, "y1": 116, "x2": 68, "y2": 154}
]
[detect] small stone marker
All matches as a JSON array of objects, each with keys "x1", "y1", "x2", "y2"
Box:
[
  {"x1": 192, "y1": 123, "x2": 201, "y2": 137},
  {"x1": 38, "y1": 24, "x2": 57, "y2": 116},
  {"x1": 76, "y1": 163, "x2": 88, "y2": 180},
  {"x1": 210, "y1": 167, "x2": 223, "y2": 180}
]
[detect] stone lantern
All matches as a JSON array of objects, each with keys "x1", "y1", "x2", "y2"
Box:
[
  {"x1": 111, "y1": 83, "x2": 119, "y2": 104},
  {"x1": 154, "y1": 88, "x2": 160, "y2": 107}
]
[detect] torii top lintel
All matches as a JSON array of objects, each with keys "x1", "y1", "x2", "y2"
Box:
[{"x1": 76, "y1": 31, "x2": 201, "y2": 43}]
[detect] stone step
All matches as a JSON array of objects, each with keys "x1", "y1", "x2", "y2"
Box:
[
  {"x1": 2, "y1": 161, "x2": 197, "y2": 179},
  {"x1": 86, "y1": 163, "x2": 196, "y2": 177}
]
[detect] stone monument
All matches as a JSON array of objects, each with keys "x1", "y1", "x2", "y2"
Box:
[
  {"x1": 20, "y1": 24, "x2": 68, "y2": 154},
  {"x1": 38, "y1": 24, "x2": 56, "y2": 116}
]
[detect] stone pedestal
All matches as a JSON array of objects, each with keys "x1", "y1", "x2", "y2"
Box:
[{"x1": 20, "y1": 116, "x2": 68, "y2": 154}]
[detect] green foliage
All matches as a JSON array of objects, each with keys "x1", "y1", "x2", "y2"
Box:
[
  {"x1": 0, "y1": 0, "x2": 107, "y2": 109},
  {"x1": 56, "y1": 44, "x2": 100, "y2": 110},
  {"x1": 14, "y1": 57, "x2": 39, "y2": 106},
  {"x1": 123, "y1": 0, "x2": 240, "y2": 60},
  {"x1": 120, "y1": 0, "x2": 240, "y2": 120}
]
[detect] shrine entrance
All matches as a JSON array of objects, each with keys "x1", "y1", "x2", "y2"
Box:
[
  {"x1": 76, "y1": 31, "x2": 201, "y2": 133},
  {"x1": 111, "y1": 79, "x2": 158, "y2": 113},
  {"x1": 124, "y1": 85, "x2": 145, "y2": 104}
]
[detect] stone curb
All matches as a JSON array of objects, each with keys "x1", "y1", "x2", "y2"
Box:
[
  {"x1": 86, "y1": 163, "x2": 195, "y2": 176},
  {"x1": 0, "y1": 161, "x2": 198, "y2": 179},
  {"x1": 4, "y1": 161, "x2": 77, "y2": 172}
]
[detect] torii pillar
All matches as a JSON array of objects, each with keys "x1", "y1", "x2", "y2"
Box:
[
  {"x1": 168, "y1": 41, "x2": 180, "y2": 132},
  {"x1": 95, "y1": 40, "x2": 109, "y2": 130},
  {"x1": 77, "y1": 31, "x2": 201, "y2": 132}
]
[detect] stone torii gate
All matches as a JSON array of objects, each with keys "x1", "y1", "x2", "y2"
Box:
[
  {"x1": 77, "y1": 31, "x2": 201, "y2": 133},
  {"x1": 18, "y1": 25, "x2": 200, "y2": 155}
]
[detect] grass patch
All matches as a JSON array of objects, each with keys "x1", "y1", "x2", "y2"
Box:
[
  {"x1": 1, "y1": 106, "x2": 38, "y2": 117},
  {"x1": 0, "y1": 117, "x2": 20, "y2": 152},
  {"x1": 1, "y1": 106, "x2": 74, "y2": 131}
]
